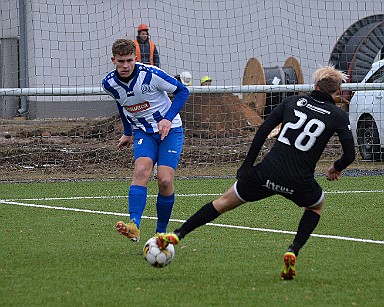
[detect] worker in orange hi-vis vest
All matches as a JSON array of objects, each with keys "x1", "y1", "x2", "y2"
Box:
[
  {"x1": 134, "y1": 23, "x2": 161, "y2": 179},
  {"x1": 133, "y1": 23, "x2": 160, "y2": 67}
]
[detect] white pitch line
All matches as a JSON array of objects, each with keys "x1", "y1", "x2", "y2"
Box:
[
  {"x1": 1, "y1": 199, "x2": 383, "y2": 245},
  {"x1": 2, "y1": 189, "x2": 384, "y2": 203},
  {"x1": 2, "y1": 194, "x2": 221, "y2": 201},
  {"x1": 324, "y1": 190, "x2": 384, "y2": 194}
]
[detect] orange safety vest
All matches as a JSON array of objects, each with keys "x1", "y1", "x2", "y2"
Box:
[{"x1": 134, "y1": 40, "x2": 155, "y2": 65}]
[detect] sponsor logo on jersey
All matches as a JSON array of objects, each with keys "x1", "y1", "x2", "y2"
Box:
[
  {"x1": 263, "y1": 179, "x2": 294, "y2": 194},
  {"x1": 124, "y1": 101, "x2": 150, "y2": 113},
  {"x1": 297, "y1": 98, "x2": 330, "y2": 114},
  {"x1": 306, "y1": 103, "x2": 330, "y2": 114}
]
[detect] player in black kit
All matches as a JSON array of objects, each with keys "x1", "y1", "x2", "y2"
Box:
[{"x1": 156, "y1": 66, "x2": 356, "y2": 280}]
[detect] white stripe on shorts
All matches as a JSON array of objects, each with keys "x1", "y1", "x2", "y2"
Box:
[{"x1": 234, "y1": 181, "x2": 247, "y2": 202}]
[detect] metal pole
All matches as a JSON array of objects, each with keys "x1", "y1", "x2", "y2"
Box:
[
  {"x1": 0, "y1": 83, "x2": 383, "y2": 96},
  {"x1": 18, "y1": 0, "x2": 28, "y2": 115}
]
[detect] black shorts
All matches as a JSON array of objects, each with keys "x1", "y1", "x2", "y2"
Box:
[{"x1": 235, "y1": 164, "x2": 324, "y2": 208}]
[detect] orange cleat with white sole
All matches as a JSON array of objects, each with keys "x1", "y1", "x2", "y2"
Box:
[
  {"x1": 115, "y1": 221, "x2": 140, "y2": 242},
  {"x1": 155, "y1": 232, "x2": 180, "y2": 250},
  {"x1": 280, "y1": 252, "x2": 296, "y2": 280}
]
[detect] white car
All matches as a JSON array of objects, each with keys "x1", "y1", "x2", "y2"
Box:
[{"x1": 349, "y1": 59, "x2": 384, "y2": 161}]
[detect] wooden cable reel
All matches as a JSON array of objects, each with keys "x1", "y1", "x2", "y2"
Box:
[
  {"x1": 242, "y1": 57, "x2": 266, "y2": 122},
  {"x1": 242, "y1": 56, "x2": 304, "y2": 137}
]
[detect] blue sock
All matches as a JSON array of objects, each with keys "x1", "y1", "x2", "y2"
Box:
[
  {"x1": 128, "y1": 185, "x2": 147, "y2": 228},
  {"x1": 156, "y1": 193, "x2": 175, "y2": 233}
]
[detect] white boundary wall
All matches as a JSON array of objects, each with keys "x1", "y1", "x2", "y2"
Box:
[{"x1": 0, "y1": 0, "x2": 382, "y2": 118}]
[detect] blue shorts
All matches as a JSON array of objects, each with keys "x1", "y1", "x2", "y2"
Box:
[{"x1": 133, "y1": 126, "x2": 184, "y2": 170}]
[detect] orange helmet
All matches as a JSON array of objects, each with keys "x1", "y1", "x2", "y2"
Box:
[{"x1": 138, "y1": 23, "x2": 149, "y2": 32}]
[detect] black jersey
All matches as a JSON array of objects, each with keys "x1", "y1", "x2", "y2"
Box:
[{"x1": 240, "y1": 91, "x2": 355, "y2": 187}]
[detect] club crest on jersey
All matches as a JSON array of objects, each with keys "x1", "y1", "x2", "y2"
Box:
[
  {"x1": 297, "y1": 98, "x2": 308, "y2": 107},
  {"x1": 141, "y1": 84, "x2": 151, "y2": 94}
]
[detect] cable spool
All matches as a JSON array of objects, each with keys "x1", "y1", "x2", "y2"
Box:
[
  {"x1": 242, "y1": 57, "x2": 266, "y2": 122},
  {"x1": 264, "y1": 57, "x2": 304, "y2": 116},
  {"x1": 329, "y1": 14, "x2": 384, "y2": 84},
  {"x1": 329, "y1": 14, "x2": 384, "y2": 100},
  {"x1": 242, "y1": 56, "x2": 303, "y2": 118}
]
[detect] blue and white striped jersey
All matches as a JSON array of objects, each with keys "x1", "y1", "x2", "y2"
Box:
[{"x1": 102, "y1": 62, "x2": 189, "y2": 135}]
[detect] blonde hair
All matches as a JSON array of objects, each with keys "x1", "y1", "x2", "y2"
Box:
[{"x1": 313, "y1": 65, "x2": 348, "y2": 94}]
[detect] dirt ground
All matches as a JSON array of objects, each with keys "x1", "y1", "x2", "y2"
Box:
[{"x1": 1, "y1": 94, "x2": 381, "y2": 182}]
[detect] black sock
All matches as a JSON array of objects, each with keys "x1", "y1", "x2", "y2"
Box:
[
  {"x1": 288, "y1": 210, "x2": 320, "y2": 256},
  {"x1": 174, "y1": 202, "x2": 220, "y2": 239}
]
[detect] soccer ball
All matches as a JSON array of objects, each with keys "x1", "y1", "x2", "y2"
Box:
[{"x1": 143, "y1": 237, "x2": 175, "y2": 268}]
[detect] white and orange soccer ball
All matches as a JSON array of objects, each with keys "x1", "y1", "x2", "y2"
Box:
[{"x1": 143, "y1": 237, "x2": 175, "y2": 268}]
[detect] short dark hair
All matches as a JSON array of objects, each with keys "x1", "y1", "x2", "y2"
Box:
[{"x1": 112, "y1": 39, "x2": 136, "y2": 56}]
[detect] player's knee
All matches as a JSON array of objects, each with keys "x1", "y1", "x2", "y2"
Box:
[
  {"x1": 305, "y1": 200, "x2": 324, "y2": 215},
  {"x1": 133, "y1": 164, "x2": 152, "y2": 182},
  {"x1": 157, "y1": 175, "x2": 173, "y2": 192}
]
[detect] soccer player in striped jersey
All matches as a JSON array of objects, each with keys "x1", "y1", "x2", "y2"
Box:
[
  {"x1": 157, "y1": 66, "x2": 355, "y2": 280},
  {"x1": 102, "y1": 39, "x2": 189, "y2": 242}
]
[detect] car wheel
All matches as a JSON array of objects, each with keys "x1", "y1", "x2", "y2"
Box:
[{"x1": 357, "y1": 117, "x2": 382, "y2": 161}]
